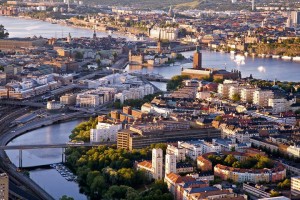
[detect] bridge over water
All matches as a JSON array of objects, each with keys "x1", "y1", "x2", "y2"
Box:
[{"x1": 3, "y1": 142, "x2": 116, "y2": 168}]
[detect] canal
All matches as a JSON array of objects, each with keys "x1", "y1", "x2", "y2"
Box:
[{"x1": 5, "y1": 120, "x2": 87, "y2": 200}]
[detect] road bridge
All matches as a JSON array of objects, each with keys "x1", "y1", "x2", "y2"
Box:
[{"x1": 1, "y1": 142, "x2": 115, "y2": 150}]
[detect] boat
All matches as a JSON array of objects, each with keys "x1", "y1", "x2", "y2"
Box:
[
  {"x1": 292, "y1": 56, "x2": 300, "y2": 61},
  {"x1": 265, "y1": 54, "x2": 271, "y2": 58},
  {"x1": 282, "y1": 56, "x2": 292, "y2": 60},
  {"x1": 272, "y1": 55, "x2": 281, "y2": 59},
  {"x1": 230, "y1": 50, "x2": 236, "y2": 55},
  {"x1": 244, "y1": 52, "x2": 249, "y2": 57}
]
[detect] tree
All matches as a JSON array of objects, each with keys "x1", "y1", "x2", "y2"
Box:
[
  {"x1": 90, "y1": 175, "x2": 107, "y2": 199},
  {"x1": 270, "y1": 190, "x2": 280, "y2": 197},
  {"x1": 232, "y1": 93, "x2": 241, "y2": 102},
  {"x1": 224, "y1": 154, "x2": 238, "y2": 166},
  {"x1": 60, "y1": 195, "x2": 74, "y2": 200},
  {"x1": 0, "y1": 25, "x2": 9, "y2": 39},
  {"x1": 167, "y1": 75, "x2": 190, "y2": 91},
  {"x1": 215, "y1": 116, "x2": 223, "y2": 121},
  {"x1": 75, "y1": 51, "x2": 83, "y2": 60},
  {"x1": 277, "y1": 179, "x2": 291, "y2": 190}
]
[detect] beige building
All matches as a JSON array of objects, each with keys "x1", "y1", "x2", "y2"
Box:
[
  {"x1": 229, "y1": 85, "x2": 243, "y2": 100},
  {"x1": 240, "y1": 87, "x2": 257, "y2": 103},
  {"x1": 253, "y1": 90, "x2": 274, "y2": 107},
  {"x1": 291, "y1": 176, "x2": 300, "y2": 197},
  {"x1": 76, "y1": 94, "x2": 100, "y2": 107},
  {"x1": 60, "y1": 94, "x2": 76, "y2": 105},
  {"x1": 0, "y1": 173, "x2": 8, "y2": 200},
  {"x1": 218, "y1": 82, "x2": 238, "y2": 98}
]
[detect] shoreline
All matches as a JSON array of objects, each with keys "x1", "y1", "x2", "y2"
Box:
[{"x1": 0, "y1": 15, "x2": 136, "y2": 40}]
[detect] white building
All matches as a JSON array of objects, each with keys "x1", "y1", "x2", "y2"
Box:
[
  {"x1": 152, "y1": 148, "x2": 163, "y2": 180},
  {"x1": 165, "y1": 153, "x2": 176, "y2": 175},
  {"x1": 217, "y1": 82, "x2": 238, "y2": 98},
  {"x1": 291, "y1": 176, "x2": 300, "y2": 196},
  {"x1": 166, "y1": 145, "x2": 186, "y2": 162},
  {"x1": 287, "y1": 145, "x2": 300, "y2": 158},
  {"x1": 253, "y1": 90, "x2": 274, "y2": 107},
  {"x1": 46, "y1": 100, "x2": 62, "y2": 110},
  {"x1": 150, "y1": 27, "x2": 179, "y2": 41},
  {"x1": 90, "y1": 122, "x2": 122, "y2": 142},
  {"x1": 115, "y1": 84, "x2": 154, "y2": 104},
  {"x1": 178, "y1": 140, "x2": 221, "y2": 160}
]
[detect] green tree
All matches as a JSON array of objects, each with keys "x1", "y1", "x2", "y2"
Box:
[
  {"x1": 166, "y1": 75, "x2": 190, "y2": 91},
  {"x1": 0, "y1": 25, "x2": 9, "y2": 39},
  {"x1": 60, "y1": 195, "x2": 74, "y2": 200},
  {"x1": 224, "y1": 154, "x2": 238, "y2": 166},
  {"x1": 270, "y1": 190, "x2": 280, "y2": 197},
  {"x1": 90, "y1": 175, "x2": 107, "y2": 199},
  {"x1": 75, "y1": 51, "x2": 83, "y2": 60},
  {"x1": 215, "y1": 116, "x2": 223, "y2": 121},
  {"x1": 232, "y1": 93, "x2": 240, "y2": 102}
]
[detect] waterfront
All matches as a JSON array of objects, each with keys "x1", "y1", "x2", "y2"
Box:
[
  {"x1": 5, "y1": 120, "x2": 87, "y2": 200},
  {"x1": 0, "y1": 16, "x2": 130, "y2": 39},
  {"x1": 125, "y1": 50, "x2": 300, "y2": 91},
  {"x1": 1, "y1": 16, "x2": 300, "y2": 83}
]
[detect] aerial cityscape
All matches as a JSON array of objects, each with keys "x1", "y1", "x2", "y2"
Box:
[{"x1": 0, "y1": 0, "x2": 300, "y2": 200}]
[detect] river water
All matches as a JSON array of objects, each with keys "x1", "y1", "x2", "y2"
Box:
[
  {"x1": 0, "y1": 16, "x2": 129, "y2": 39},
  {"x1": 5, "y1": 120, "x2": 87, "y2": 200}
]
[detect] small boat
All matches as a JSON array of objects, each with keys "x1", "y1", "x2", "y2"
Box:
[
  {"x1": 272, "y1": 55, "x2": 281, "y2": 59},
  {"x1": 292, "y1": 56, "x2": 300, "y2": 61},
  {"x1": 282, "y1": 56, "x2": 292, "y2": 60},
  {"x1": 230, "y1": 50, "x2": 236, "y2": 55},
  {"x1": 265, "y1": 54, "x2": 271, "y2": 58}
]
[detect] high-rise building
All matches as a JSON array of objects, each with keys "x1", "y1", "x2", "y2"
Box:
[
  {"x1": 252, "y1": 0, "x2": 255, "y2": 11},
  {"x1": 165, "y1": 153, "x2": 176, "y2": 175},
  {"x1": 0, "y1": 173, "x2": 8, "y2": 200},
  {"x1": 291, "y1": 11, "x2": 300, "y2": 25},
  {"x1": 193, "y1": 46, "x2": 202, "y2": 70},
  {"x1": 291, "y1": 176, "x2": 300, "y2": 197},
  {"x1": 152, "y1": 148, "x2": 163, "y2": 180}
]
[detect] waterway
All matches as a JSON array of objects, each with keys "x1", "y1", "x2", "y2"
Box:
[
  {"x1": 125, "y1": 50, "x2": 300, "y2": 90},
  {"x1": 1, "y1": 15, "x2": 300, "y2": 83},
  {"x1": 5, "y1": 120, "x2": 87, "y2": 200},
  {"x1": 0, "y1": 16, "x2": 130, "y2": 39}
]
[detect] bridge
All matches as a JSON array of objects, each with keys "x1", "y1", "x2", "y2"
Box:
[
  {"x1": 2, "y1": 142, "x2": 116, "y2": 168},
  {"x1": 1, "y1": 142, "x2": 115, "y2": 150}
]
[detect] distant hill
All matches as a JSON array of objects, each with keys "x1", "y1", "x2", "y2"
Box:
[
  {"x1": 174, "y1": 0, "x2": 250, "y2": 11},
  {"x1": 85, "y1": 0, "x2": 299, "y2": 11},
  {"x1": 85, "y1": 0, "x2": 195, "y2": 9}
]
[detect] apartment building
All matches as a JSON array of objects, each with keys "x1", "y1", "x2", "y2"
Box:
[
  {"x1": 240, "y1": 87, "x2": 257, "y2": 103},
  {"x1": 292, "y1": 176, "x2": 300, "y2": 197},
  {"x1": 253, "y1": 90, "x2": 274, "y2": 107},
  {"x1": 90, "y1": 122, "x2": 122, "y2": 142}
]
